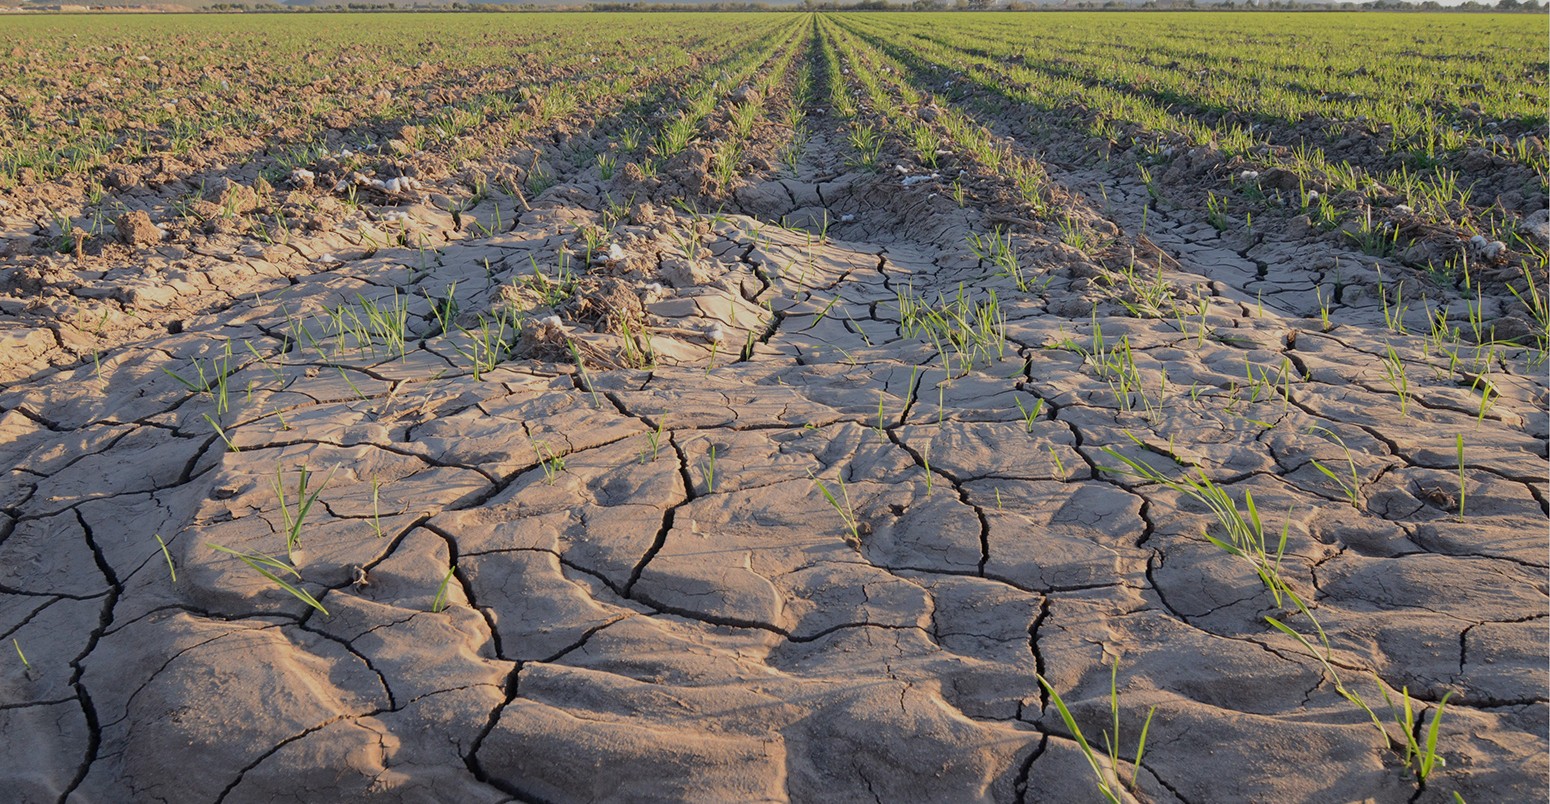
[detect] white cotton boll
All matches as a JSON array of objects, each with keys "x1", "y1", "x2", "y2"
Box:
[
  {"x1": 539, "y1": 315, "x2": 564, "y2": 335},
  {"x1": 896, "y1": 165, "x2": 910, "y2": 175},
  {"x1": 1467, "y1": 235, "x2": 1506, "y2": 259},
  {"x1": 608, "y1": 243, "x2": 626, "y2": 262},
  {"x1": 704, "y1": 323, "x2": 725, "y2": 345},
  {"x1": 1238, "y1": 170, "x2": 1259, "y2": 180},
  {"x1": 1306, "y1": 190, "x2": 1319, "y2": 200},
  {"x1": 643, "y1": 282, "x2": 663, "y2": 296},
  {"x1": 319, "y1": 254, "x2": 340, "y2": 264},
  {"x1": 340, "y1": 148, "x2": 355, "y2": 158},
  {"x1": 840, "y1": 214, "x2": 856, "y2": 223},
  {"x1": 1395, "y1": 204, "x2": 1413, "y2": 214}
]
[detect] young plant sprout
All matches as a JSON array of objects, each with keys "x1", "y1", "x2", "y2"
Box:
[
  {"x1": 208, "y1": 543, "x2": 329, "y2": 616},
  {"x1": 809, "y1": 468, "x2": 862, "y2": 549},
  {"x1": 1035, "y1": 660, "x2": 1157, "y2": 804}
]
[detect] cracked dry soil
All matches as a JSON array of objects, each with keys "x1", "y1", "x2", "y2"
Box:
[{"x1": 1, "y1": 44, "x2": 1547, "y2": 804}]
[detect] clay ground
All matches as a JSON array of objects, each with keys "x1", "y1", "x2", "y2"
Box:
[{"x1": 1, "y1": 12, "x2": 1547, "y2": 804}]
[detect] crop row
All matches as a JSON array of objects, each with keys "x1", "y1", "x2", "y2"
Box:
[
  {"x1": 0, "y1": 14, "x2": 795, "y2": 192},
  {"x1": 830, "y1": 13, "x2": 1544, "y2": 280},
  {"x1": 849, "y1": 12, "x2": 1544, "y2": 171}
]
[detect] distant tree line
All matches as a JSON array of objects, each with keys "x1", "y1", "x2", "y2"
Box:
[{"x1": 196, "y1": 0, "x2": 1547, "y2": 12}]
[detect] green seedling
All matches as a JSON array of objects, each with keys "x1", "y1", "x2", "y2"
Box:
[
  {"x1": 1205, "y1": 191, "x2": 1229, "y2": 230},
  {"x1": 847, "y1": 123, "x2": 882, "y2": 169},
  {"x1": 1378, "y1": 274, "x2": 1410, "y2": 335},
  {"x1": 1383, "y1": 685, "x2": 1455, "y2": 783},
  {"x1": 1264, "y1": 602, "x2": 1457, "y2": 783},
  {"x1": 1035, "y1": 660, "x2": 1157, "y2": 804},
  {"x1": 1507, "y1": 265, "x2": 1549, "y2": 363},
  {"x1": 208, "y1": 543, "x2": 328, "y2": 616},
  {"x1": 203, "y1": 413, "x2": 240, "y2": 453},
  {"x1": 534, "y1": 441, "x2": 566, "y2": 485},
  {"x1": 162, "y1": 345, "x2": 238, "y2": 415},
  {"x1": 243, "y1": 338, "x2": 286, "y2": 386},
  {"x1": 431, "y1": 565, "x2": 458, "y2": 613},
  {"x1": 1315, "y1": 285, "x2": 1333, "y2": 331},
  {"x1": 1014, "y1": 396, "x2": 1045, "y2": 432},
  {"x1": 1307, "y1": 425, "x2": 1362, "y2": 510},
  {"x1": 1100, "y1": 441, "x2": 1292, "y2": 606},
  {"x1": 809, "y1": 468, "x2": 861, "y2": 549},
  {"x1": 702, "y1": 444, "x2": 719, "y2": 493},
  {"x1": 805, "y1": 295, "x2": 842, "y2": 331},
  {"x1": 1048, "y1": 445, "x2": 1069, "y2": 481},
  {"x1": 155, "y1": 533, "x2": 177, "y2": 582},
  {"x1": 13, "y1": 638, "x2": 29, "y2": 669},
  {"x1": 967, "y1": 228, "x2": 1033, "y2": 291},
  {"x1": 355, "y1": 292, "x2": 411, "y2": 357},
  {"x1": 457, "y1": 309, "x2": 522, "y2": 381},
  {"x1": 568, "y1": 340, "x2": 603, "y2": 409},
  {"x1": 1099, "y1": 430, "x2": 1465, "y2": 781},
  {"x1": 1138, "y1": 164, "x2": 1159, "y2": 200},
  {"x1": 619, "y1": 317, "x2": 656, "y2": 370},
  {"x1": 896, "y1": 282, "x2": 1008, "y2": 377},
  {"x1": 370, "y1": 477, "x2": 385, "y2": 538},
  {"x1": 641, "y1": 418, "x2": 667, "y2": 464},
  {"x1": 1346, "y1": 209, "x2": 1400, "y2": 257},
  {"x1": 274, "y1": 465, "x2": 335, "y2": 558},
  {"x1": 1379, "y1": 344, "x2": 1411, "y2": 417},
  {"x1": 1059, "y1": 214, "x2": 1094, "y2": 252}
]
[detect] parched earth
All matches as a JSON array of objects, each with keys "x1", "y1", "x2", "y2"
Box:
[{"x1": 2, "y1": 40, "x2": 1548, "y2": 804}]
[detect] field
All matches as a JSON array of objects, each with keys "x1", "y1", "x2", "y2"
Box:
[{"x1": 0, "y1": 10, "x2": 1545, "y2": 802}]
